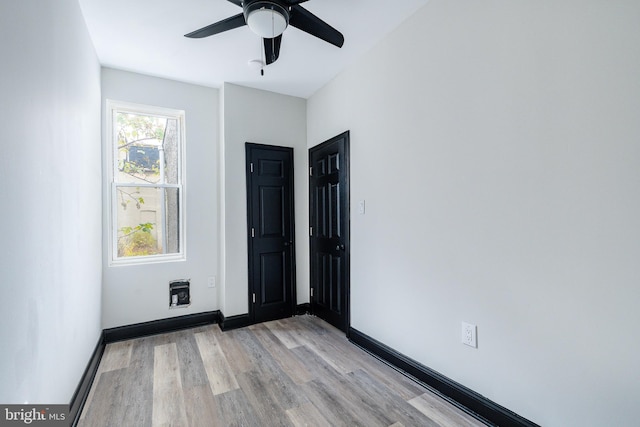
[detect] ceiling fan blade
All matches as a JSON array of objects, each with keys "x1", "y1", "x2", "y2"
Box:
[
  {"x1": 264, "y1": 35, "x2": 283, "y2": 65},
  {"x1": 226, "y1": 0, "x2": 243, "y2": 6},
  {"x1": 184, "y1": 13, "x2": 246, "y2": 38},
  {"x1": 289, "y1": 5, "x2": 344, "y2": 48}
]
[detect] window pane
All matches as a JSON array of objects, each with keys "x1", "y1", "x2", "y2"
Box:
[
  {"x1": 164, "y1": 187, "x2": 180, "y2": 253},
  {"x1": 164, "y1": 118, "x2": 180, "y2": 185},
  {"x1": 116, "y1": 186, "x2": 180, "y2": 257},
  {"x1": 115, "y1": 112, "x2": 167, "y2": 185}
]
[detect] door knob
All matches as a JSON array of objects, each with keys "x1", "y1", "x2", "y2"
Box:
[
  {"x1": 284, "y1": 241, "x2": 293, "y2": 246},
  {"x1": 336, "y1": 244, "x2": 345, "y2": 250}
]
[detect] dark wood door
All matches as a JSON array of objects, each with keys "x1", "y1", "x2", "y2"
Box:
[
  {"x1": 246, "y1": 143, "x2": 296, "y2": 324},
  {"x1": 309, "y1": 131, "x2": 350, "y2": 332}
]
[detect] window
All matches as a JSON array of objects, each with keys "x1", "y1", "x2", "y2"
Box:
[{"x1": 107, "y1": 100, "x2": 185, "y2": 265}]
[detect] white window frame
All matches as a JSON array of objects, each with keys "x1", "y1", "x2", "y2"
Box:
[{"x1": 106, "y1": 99, "x2": 186, "y2": 266}]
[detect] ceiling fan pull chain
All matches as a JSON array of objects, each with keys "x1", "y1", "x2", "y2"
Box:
[{"x1": 259, "y1": 38, "x2": 265, "y2": 76}]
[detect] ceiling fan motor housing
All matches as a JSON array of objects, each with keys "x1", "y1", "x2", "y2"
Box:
[{"x1": 244, "y1": 0, "x2": 290, "y2": 38}]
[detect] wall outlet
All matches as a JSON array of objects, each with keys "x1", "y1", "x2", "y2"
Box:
[
  {"x1": 358, "y1": 200, "x2": 366, "y2": 215},
  {"x1": 207, "y1": 276, "x2": 216, "y2": 288},
  {"x1": 461, "y1": 322, "x2": 477, "y2": 348}
]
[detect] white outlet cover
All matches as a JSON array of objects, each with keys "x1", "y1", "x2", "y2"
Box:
[
  {"x1": 461, "y1": 322, "x2": 477, "y2": 348},
  {"x1": 358, "y1": 200, "x2": 365, "y2": 214},
  {"x1": 207, "y1": 276, "x2": 216, "y2": 288}
]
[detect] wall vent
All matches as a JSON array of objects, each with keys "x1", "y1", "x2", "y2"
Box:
[{"x1": 169, "y1": 280, "x2": 190, "y2": 307}]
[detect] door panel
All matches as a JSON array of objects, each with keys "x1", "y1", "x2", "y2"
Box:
[
  {"x1": 315, "y1": 185, "x2": 327, "y2": 237},
  {"x1": 259, "y1": 159, "x2": 284, "y2": 177},
  {"x1": 330, "y1": 182, "x2": 341, "y2": 238},
  {"x1": 309, "y1": 131, "x2": 350, "y2": 332},
  {"x1": 260, "y1": 186, "x2": 284, "y2": 237},
  {"x1": 247, "y1": 144, "x2": 295, "y2": 324},
  {"x1": 260, "y1": 251, "x2": 285, "y2": 304}
]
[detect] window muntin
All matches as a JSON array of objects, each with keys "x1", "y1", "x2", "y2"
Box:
[{"x1": 108, "y1": 101, "x2": 185, "y2": 265}]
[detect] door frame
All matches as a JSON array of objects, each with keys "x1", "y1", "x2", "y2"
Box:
[
  {"x1": 245, "y1": 142, "x2": 297, "y2": 324},
  {"x1": 309, "y1": 131, "x2": 350, "y2": 334}
]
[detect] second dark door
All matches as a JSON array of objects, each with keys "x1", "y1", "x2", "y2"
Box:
[
  {"x1": 246, "y1": 143, "x2": 296, "y2": 324},
  {"x1": 309, "y1": 131, "x2": 350, "y2": 332}
]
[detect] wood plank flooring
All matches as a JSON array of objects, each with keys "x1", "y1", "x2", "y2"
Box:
[{"x1": 79, "y1": 315, "x2": 488, "y2": 427}]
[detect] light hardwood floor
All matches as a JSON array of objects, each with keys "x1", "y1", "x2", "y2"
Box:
[{"x1": 79, "y1": 315, "x2": 488, "y2": 427}]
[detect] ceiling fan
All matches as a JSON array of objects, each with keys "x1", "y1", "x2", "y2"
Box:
[{"x1": 184, "y1": 0, "x2": 344, "y2": 67}]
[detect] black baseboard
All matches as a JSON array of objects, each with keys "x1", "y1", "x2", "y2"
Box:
[
  {"x1": 104, "y1": 311, "x2": 221, "y2": 343},
  {"x1": 219, "y1": 312, "x2": 252, "y2": 331},
  {"x1": 74, "y1": 309, "x2": 311, "y2": 425},
  {"x1": 295, "y1": 303, "x2": 311, "y2": 315},
  {"x1": 69, "y1": 334, "x2": 105, "y2": 427},
  {"x1": 349, "y1": 328, "x2": 539, "y2": 427},
  {"x1": 219, "y1": 308, "x2": 311, "y2": 331},
  {"x1": 72, "y1": 311, "x2": 222, "y2": 425}
]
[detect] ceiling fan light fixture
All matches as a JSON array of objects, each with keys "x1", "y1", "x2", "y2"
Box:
[{"x1": 245, "y1": 1, "x2": 289, "y2": 38}]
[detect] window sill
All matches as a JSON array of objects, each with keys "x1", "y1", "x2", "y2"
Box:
[{"x1": 109, "y1": 254, "x2": 186, "y2": 267}]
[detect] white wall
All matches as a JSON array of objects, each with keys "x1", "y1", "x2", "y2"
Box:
[
  {"x1": 307, "y1": 1, "x2": 640, "y2": 426},
  {"x1": 101, "y1": 69, "x2": 219, "y2": 328},
  {"x1": 221, "y1": 83, "x2": 308, "y2": 317},
  {"x1": 0, "y1": 0, "x2": 102, "y2": 404}
]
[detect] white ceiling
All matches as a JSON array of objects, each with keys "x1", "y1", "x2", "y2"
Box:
[{"x1": 79, "y1": 0, "x2": 429, "y2": 98}]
